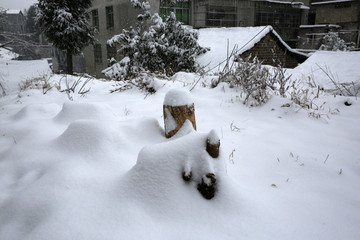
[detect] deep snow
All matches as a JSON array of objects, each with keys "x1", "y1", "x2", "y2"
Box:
[{"x1": 0, "y1": 47, "x2": 360, "y2": 240}]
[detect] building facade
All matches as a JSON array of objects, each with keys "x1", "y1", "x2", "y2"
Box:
[
  {"x1": 1, "y1": 10, "x2": 26, "y2": 33},
  {"x1": 83, "y1": 0, "x2": 309, "y2": 77},
  {"x1": 297, "y1": 0, "x2": 360, "y2": 49}
]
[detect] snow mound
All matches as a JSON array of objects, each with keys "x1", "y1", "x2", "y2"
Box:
[
  {"x1": 124, "y1": 117, "x2": 164, "y2": 143},
  {"x1": 0, "y1": 48, "x2": 18, "y2": 60},
  {"x1": 170, "y1": 72, "x2": 196, "y2": 84},
  {"x1": 12, "y1": 103, "x2": 61, "y2": 121},
  {"x1": 292, "y1": 51, "x2": 360, "y2": 88},
  {"x1": 163, "y1": 88, "x2": 193, "y2": 106},
  {"x1": 54, "y1": 102, "x2": 117, "y2": 123},
  {"x1": 54, "y1": 120, "x2": 123, "y2": 157},
  {"x1": 123, "y1": 131, "x2": 226, "y2": 203}
]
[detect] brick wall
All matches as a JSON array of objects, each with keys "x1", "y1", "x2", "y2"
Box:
[{"x1": 240, "y1": 33, "x2": 302, "y2": 68}]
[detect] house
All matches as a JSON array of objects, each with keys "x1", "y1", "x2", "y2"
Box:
[
  {"x1": 193, "y1": 0, "x2": 310, "y2": 47},
  {"x1": 82, "y1": 0, "x2": 310, "y2": 77},
  {"x1": 0, "y1": 10, "x2": 52, "y2": 60},
  {"x1": 297, "y1": 0, "x2": 360, "y2": 49},
  {"x1": 1, "y1": 10, "x2": 26, "y2": 33},
  {"x1": 197, "y1": 26, "x2": 308, "y2": 70}
]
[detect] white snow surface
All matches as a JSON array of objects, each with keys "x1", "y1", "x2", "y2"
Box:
[
  {"x1": 291, "y1": 51, "x2": 360, "y2": 88},
  {"x1": 5, "y1": 9, "x2": 22, "y2": 14},
  {"x1": 299, "y1": 24, "x2": 341, "y2": 28},
  {"x1": 163, "y1": 88, "x2": 194, "y2": 106},
  {"x1": 1, "y1": 47, "x2": 360, "y2": 239},
  {"x1": 311, "y1": 0, "x2": 354, "y2": 5},
  {"x1": 0, "y1": 48, "x2": 18, "y2": 61},
  {"x1": 0, "y1": 50, "x2": 51, "y2": 95}
]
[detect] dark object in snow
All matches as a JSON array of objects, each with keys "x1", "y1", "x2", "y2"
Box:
[
  {"x1": 281, "y1": 103, "x2": 291, "y2": 108},
  {"x1": 344, "y1": 101, "x2": 352, "y2": 106},
  {"x1": 197, "y1": 173, "x2": 217, "y2": 200},
  {"x1": 206, "y1": 130, "x2": 220, "y2": 158},
  {"x1": 182, "y1": 171, "x2": 192, "y2": 181}
]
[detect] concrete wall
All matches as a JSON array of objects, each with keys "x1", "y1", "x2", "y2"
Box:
[
  {"x1": 83, "y1": 0, "x2": 159, "y2": 77},
  {"x1": 314, "y1": 1, "x2": 359, "y2": 30},
  {"x1": 311, "y1": 1, "x2": 360, "y2": 47}
]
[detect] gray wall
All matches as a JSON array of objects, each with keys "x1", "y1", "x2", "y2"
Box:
[{"x1": 84, "y1": 0, "x2": 159, "y2": 77}]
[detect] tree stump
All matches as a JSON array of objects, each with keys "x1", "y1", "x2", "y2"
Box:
[
  {"x1": 163, "y1": 89, "x2": 196, "y2": 138},
  {"x1": 206, "y1": 130, "x2": 220, "y2": 158}
]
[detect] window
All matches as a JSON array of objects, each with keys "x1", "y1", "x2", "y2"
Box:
[
  {"x1": 206, "y1": 5, "x2": 236, "y2": 27},
  {"x1": 106, "y1": 6, "x2": 114, "y2": 29},
  {"x1": 94, "y1": 44, "x2": 102, "y2": 64},
  {"x1": 160, "y1": 0, "x2": 190, "y2": 25},
  {"x1": 335, "y1": 2, "x2": 351, "y2": 8},
  {"x1": 107, "y1": 45, "x2": 116, "y2": 60},
  {"x1": 255, "y1": 9, "x2": 301, "y2": 29},
  {"x1": 92, "y1": 9, "x2": 99, "y2": 30}
]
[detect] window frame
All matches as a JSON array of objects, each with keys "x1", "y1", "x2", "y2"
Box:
[
  {"x1": 94, "y1": 44, "x2": 102, "y2": 64},
  {"x1": 106, "y1": 5, "x2": 114, "y2": 29},
  {"x1": 160, "y1": 0, "x2": 190, "y2": 25},
  {"x1": 92, "y1": 9, "x2": 99, "y2": 30}
]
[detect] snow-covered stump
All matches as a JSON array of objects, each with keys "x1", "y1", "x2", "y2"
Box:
[
  {"x1": 206, "y1": 129, "x2": 220, "y2": 158},
  {"x1": 163, "y1": 89, "x2": 221, "y2": 200},
  {"x1": 197, "y1": 130, "x2": 220, "y2": 199},
  {"x1": 163, "y1": 89, "x2": 196, "y2": 138}
]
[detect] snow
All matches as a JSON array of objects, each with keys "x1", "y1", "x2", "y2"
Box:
[
  {"x1": 163, "y1": 88, "x2": 194, "y2": 106},
  {"x1": 311, "y1": 0, "x2": 355, "y2": 5},
  {"x1": 207, "y1": 129, "x2": 220, "y2": 145},
  {"x1": 300, "y1": 24, "x2": 341, "y2": 28},
  {"x1": 0, "y1": 51, "x2": 51, "y2": 95},
  {"x1": 291, "y1": 51, "x2": 360, "y2": 88},
  {"x1": 0, "y1": 48, "x2": 18, "y2": 61},
  {"x1": 197, "y1": 26, "x2": 307, "y2": 72},
  {"x1": 1, "y1": 45, "x2": 360, "y2": 239},
  {"x1": 5, "y1": 9, "x2": 22, "y2": 14},
  {"x1": 261, "y1": 0, "x2": 310, "y2": 9}
]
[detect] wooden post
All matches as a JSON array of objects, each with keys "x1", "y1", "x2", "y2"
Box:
[
  {"x1": 163, "y1": 89, "x2": 196, "y2": 138},
  {"x1": 206, "y1": 130, "x2": 220, "y2": 158}
]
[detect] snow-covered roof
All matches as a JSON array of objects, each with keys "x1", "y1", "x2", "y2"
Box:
[
  {"x1": 256, "y1": 0, "x2": 310, "y2": 9},
  {"x1": 197, "y1": 26, "x2": 307, "y2": 71},
  {"x1": 300, "y1": 24, "x2": 341, "y2": 28},
  {"x1": 5, "y1": 9, "x2": 22, "y2": 14},
  {"x1": 311, "y1": 0, "x2": 354, "y2": 5}
]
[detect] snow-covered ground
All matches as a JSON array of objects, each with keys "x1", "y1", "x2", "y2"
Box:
[{"x1": 0, "y1": 47, "x2": 359, "y2": 240}]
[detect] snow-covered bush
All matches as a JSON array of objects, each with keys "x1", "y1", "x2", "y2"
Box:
[
  {"x1": 103, "y1": 0, "x2": 208, "y2": 88},
  {"x1": 319, "y1": 32, "x2": 355, "y2": 51},
  {"x1": 110, "y1": 71, "x2": 162, "y2": 93},
  {"x1": 214, "y1": 56, "x2": 276, "y2": 106}
]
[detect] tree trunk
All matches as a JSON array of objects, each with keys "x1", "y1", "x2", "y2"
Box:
[
  {"x1": 163, "y1": 104, "x2": 196, "y2": 138},
  {"x1": 66, "y1": 49, "x2": 73, "y2": 75}
]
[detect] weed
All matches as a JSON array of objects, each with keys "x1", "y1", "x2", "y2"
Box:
[
  {"x1": 229, "y1": 149, "x2": 235, "y2": 164},
  {"x1": 18, "y1": 74, "x2": 53, "y2": 95}
]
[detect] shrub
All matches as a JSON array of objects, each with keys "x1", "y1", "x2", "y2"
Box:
[
  {"x1": 103, "y1": 1, "x2": 208, "y2": 86},
  {"x1": 319, "y1": 32, "x2": 355, "y2": 51},
  {"x1": 214, "y1": 56, "x2": 277, "y2": 106}
]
